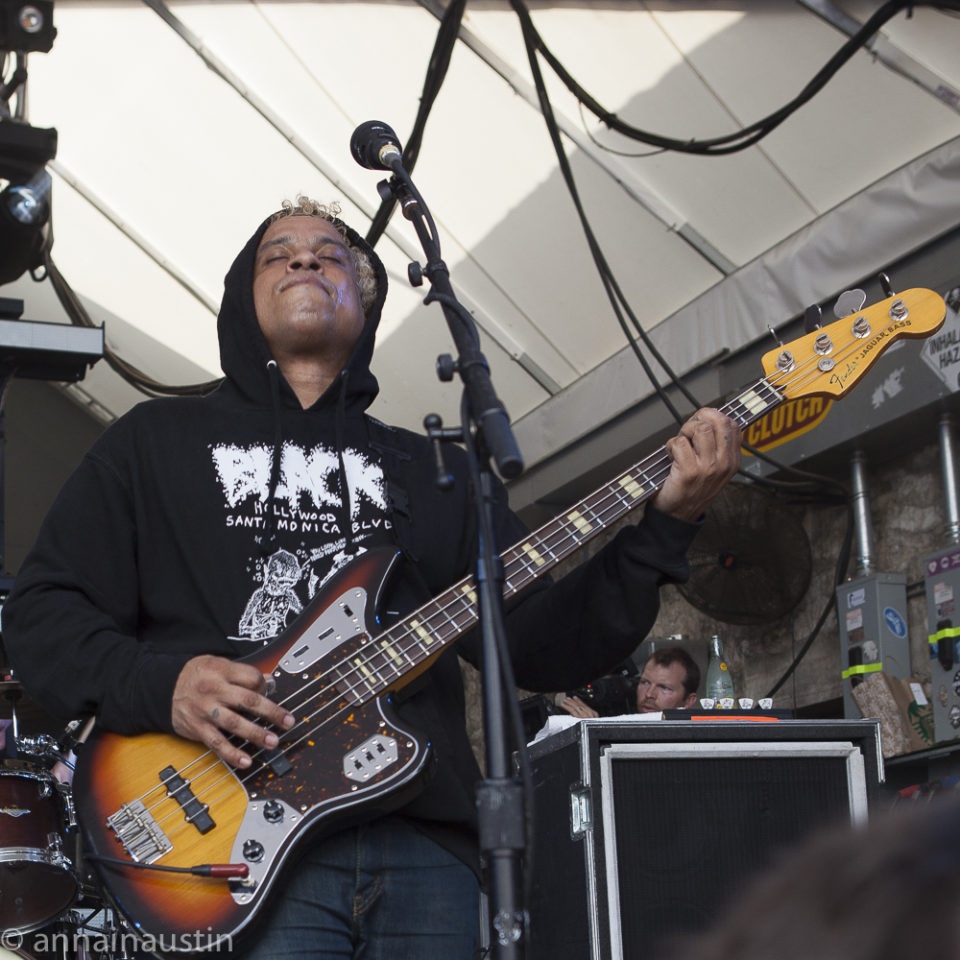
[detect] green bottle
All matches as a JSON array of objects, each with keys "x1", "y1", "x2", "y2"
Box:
[{"x1": 705, "y1": 634, "x2": 735, "y2": 705}]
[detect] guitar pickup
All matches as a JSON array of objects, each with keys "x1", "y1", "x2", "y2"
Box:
[
  {"x1": 343, "y1": 734, "x2": 398, "y2": 783},
  {"x1": 160, "y1": 765, "x2": 215, "y2": 834}
]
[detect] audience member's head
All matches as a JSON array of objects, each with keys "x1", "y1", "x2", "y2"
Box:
[
  {"x1": 664, "y1": 797, "x2": 960, "y2": 960},
  {"x1": 635, "y1": 646, "x2": 699, "y2": 711}
]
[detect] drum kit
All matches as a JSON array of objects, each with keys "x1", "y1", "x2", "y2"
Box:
[{"x1": 0, "y1": 677, "x2": 142, "y2": 960}]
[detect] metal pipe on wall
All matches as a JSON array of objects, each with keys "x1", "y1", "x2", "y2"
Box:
[
  {"x1": 939, "y1": 413, "x2": 960, "y2": 546},
  {"x1": 850, "y1": 451, "x2": 875, "y2": 577}
]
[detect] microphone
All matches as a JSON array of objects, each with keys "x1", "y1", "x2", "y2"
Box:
[{"x1": 350, "y1": 120, "x2": 403, "y2": 170}]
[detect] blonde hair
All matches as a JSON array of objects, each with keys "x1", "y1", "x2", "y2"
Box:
[{"x1": 268, "y1": 197, "x2": 378, "y2": 312}]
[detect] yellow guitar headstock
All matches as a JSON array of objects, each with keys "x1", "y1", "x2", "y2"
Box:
[{"x1": 761, "y1": 288, "x2": 946, "y2": 401}]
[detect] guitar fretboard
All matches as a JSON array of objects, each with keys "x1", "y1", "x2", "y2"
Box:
[{"x1": 332, "y1": 376, "x2": 784, "y2": 702}]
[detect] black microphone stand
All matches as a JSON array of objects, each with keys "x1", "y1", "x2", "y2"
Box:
[{"x1": 374, "y1": 160, "x2": 528, "y2": 958}]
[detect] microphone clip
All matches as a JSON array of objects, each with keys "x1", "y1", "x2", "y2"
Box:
[{"x1": 377, "y1": 176, "x2": 422, "y2": 221}]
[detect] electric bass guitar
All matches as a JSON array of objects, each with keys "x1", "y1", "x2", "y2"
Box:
[{"x1": 73, "y1": 287, "x2": 946, "y2": 954}]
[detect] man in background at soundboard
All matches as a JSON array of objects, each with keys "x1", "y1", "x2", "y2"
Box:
[
  {"x1": 3, "y1": 197, "x2": 740, "y2": 959},
  {"x1": 560, "y1": 645, "x2": 701, "y2": 718}
]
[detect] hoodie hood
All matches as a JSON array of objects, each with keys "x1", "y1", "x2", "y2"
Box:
[
  {"x1": 216, "y1": 208, "x2": 389, "y2": 412},
  {"x1": 214, "y1": 205, "x2": 390, "y2": 556}
]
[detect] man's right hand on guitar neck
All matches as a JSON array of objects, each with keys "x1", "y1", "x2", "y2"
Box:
[{"x1": 171, "y1": 655, "x2": 295, "y2": 768}]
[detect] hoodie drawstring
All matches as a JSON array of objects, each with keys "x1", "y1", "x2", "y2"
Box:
[
  {"x1": 334, "y1": 369, "x2": 354, "y2": 553},
  {"x1": 262, "y1": 359, "x2": 283, "y2": 556}
]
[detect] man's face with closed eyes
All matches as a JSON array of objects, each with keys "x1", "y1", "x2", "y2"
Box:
[{"x1": 252, "y1": 215, "x2": 365, "y2": 368}]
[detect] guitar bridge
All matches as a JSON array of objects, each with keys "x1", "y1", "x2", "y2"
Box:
[{"x1": 107, "y1": 799, "x2": 173, "y2": 863}]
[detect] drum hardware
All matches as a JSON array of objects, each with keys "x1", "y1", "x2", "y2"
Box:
[
  {"x1": 61, "y1": 786, "x2": 77, "y2": 832},
  {"x1": 13, "y1": 736, "x2": 59, "y2": 762},
  {"x1": 0, "y1": 903, "x2": 147, "y2": 960},
  {"x1": 0, "y1": 678, "x2": 22, "y2": 741}
]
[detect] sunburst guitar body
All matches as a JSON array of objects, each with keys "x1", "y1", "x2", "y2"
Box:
[{"x1": 74, "y1": 548, "x2": 433, "y2": 954}]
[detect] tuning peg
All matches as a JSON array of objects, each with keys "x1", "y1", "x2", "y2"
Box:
[
  {"x1": 879, "y1": 272, "x2": 895, "y2": 298},
  {"x1": 804, "y1": 304, "x2": 822, "y2": 333},
  {"x1": 767, "y1": 325, "x2": 784, "y2": 347},
  {"x1": 834, "y1": 288, "x2": 867, "y2": 319}
]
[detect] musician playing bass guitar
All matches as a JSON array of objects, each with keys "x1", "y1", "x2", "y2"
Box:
[{"x1": 2, "y1": 197, "x2": 739, "y2": 959}]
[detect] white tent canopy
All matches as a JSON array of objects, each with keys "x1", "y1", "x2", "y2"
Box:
[{"x1": 4, "y1": 0, "x2": 960, "y2": 511}]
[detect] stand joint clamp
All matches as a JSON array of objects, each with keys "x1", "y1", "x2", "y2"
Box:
[
  {"x1": 476, "y1": 778, "x2": 526, "y2": 853},
  {"x1": 424, "y1": 413, "x2": 461, "y2": 491}
]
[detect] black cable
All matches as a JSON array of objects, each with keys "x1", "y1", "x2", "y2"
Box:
[
  {"x1": 513, "y1": 1, "x2": 689, "y2": 425},
  {"x1": 84, "y1": 853, "x2": 245, "y2": 877},
  {"x1": 0, "y1": 52, "x2": 27, "y2": 105},
  {"x1": 41, "y1": 245, "x2": 223, "y2": 399},
  {"x1": 512, "y1": 0, "x2": 960, "y2": 156},
  {"x1": 423, "y1": 290, "x2": 482, "y2": 349},
  {"x1": 365, "y1": 0, "x2": 467, "y2": 248},
  {"x1": 515, "y1": 0, "x2": 859, "y2": 492},
  {"x1": 389, "y1": 160, "x2": 443, "y2": 256},
  {"x1": 766, "y1": 493, "x2": 855, "y2": 698},
  {"x1": 576, "y1": 101, "x2": 667, "y2": 159},
  {"x1": 511, "y1": 0, "x2": 874, "y2": 493}
]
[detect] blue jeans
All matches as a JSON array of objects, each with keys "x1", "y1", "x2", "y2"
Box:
[{"x1": 238, "y1": 818, "x2": 480, "y2": 959}]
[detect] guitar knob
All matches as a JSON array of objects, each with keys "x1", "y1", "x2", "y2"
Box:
[
  {"x1": 242, "y1": 839, "x2": 265, "y2": 863},
  {"x1": 263, "y1": 799, "x2": 284, "y2": 824}
]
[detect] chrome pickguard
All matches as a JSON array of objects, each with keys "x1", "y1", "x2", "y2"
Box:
[{"x1": 278, "y1": 587, "x2": 368, "y2": 674}]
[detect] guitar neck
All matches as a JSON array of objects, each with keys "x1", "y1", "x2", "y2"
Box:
[{"x1": 358, "y1": 377, "x2": 785, "y2": 697}]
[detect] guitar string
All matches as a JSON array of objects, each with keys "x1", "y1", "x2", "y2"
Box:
[
  {"x1": 127, "y1": 372, "x2": 781, "y2": 843},
  {"x1": 128, "y1": 429, "x2": 692, "y2": 840},
  {"x1": 120, "y1": 390, "x2": 697, "y2": 822},
  {"x1": 123, "y1": 317, "x2": 898, "y2": 850},
  {"x1": 118, "y1": 355, "x2": 810, "y2": 839},
  {"x1": 116, "y1": 350, "x2": 814, "y2": 841},
  {"x1": 248, "y1": 330, "x2": 838, "y2": 720},
  {"x1": 131, "y1": 443, "x2": 688, "y2": 845},
  {"x1": 242, "y1": 324, "x2": 865, "y2": 725}
]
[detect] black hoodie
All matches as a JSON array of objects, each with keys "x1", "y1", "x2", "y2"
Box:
[{"x1": 3, "y1": 210, "x2": 700, "y2": 872}]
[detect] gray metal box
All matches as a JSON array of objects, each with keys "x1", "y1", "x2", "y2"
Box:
[
  {"x1": 837, "y1": 573, "x2": 911, "y2": 719},
  {"x1": 924, "y1": 545, "x2": 960, "y2": 742}
]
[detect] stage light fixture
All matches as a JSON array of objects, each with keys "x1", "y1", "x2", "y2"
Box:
[
  {"x1": 0, "y1": 2, "x2": 55, "y2": 53},
  {"x1": 0, "y1": 166, "x2": 50, "y2": 284},
  {"x1": 0, "y1": 119, "x2": 57, "y2": 287}
]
